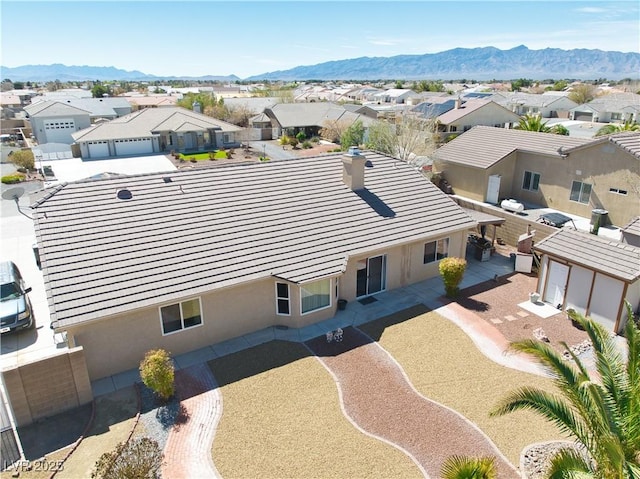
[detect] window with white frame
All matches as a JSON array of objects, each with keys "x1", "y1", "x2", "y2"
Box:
[
  {"x1": 276, "y1": 282, "x2": 290, "y2": 315},
  {"x1": 301, "y1": 279, "x2": 331, "y2": 314},
  {"x1": 570, "y1": 181, "x2": 592, "y2": 204},
  {"x1": 522, "y1": 171, "x2": 540, "y2": 191},
  {"x1": 160, "y1": 298, "x2": 202, "y2": 335},
  {"x1": 424, "y1": 238, "x2": 449, "y2": 264},
  {"x1": 609, "y1": 187, "x2": 627, "y2": 195}
]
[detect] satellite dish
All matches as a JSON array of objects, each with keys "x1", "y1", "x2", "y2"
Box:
[
  {"x1": 1, "y1": 186, "x2": 24, "y2": 201},
  {"x1": 2, "y1": 186, "x2": 32, "y2": 219}
]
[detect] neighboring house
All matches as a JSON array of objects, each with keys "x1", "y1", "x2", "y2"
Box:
[
  {"x1": 71, "y1": 107, "x2": 243, "y2": 159},
  {"x1": 433, "y1": 127, "x2": 640, "y2": 227},
  {"x1": 621, "y1": 216, "x2": 640, "y2": 247},
  {"x1": 371, "y1": 89, "x2": 416, "y2": 105},
  {"x1": 533, "y1": 228, "x2": 640, "y2": 334},
  {"x1": 433, "y1": 99, "x2": 520, "y2": 140},
  {"x1": 33, "y1": 149, "x2": 477, "y2": 381},
  {"x1": 570, "y1": 93, "x2": 640, "y2": 123},
  {"x1": 411, "y1": 98, "x2": 457, "y2": 120},
  {"x1": 25, "y1": 98, "x2": 133, "y2": 145},
  {"x1": 489, "y1": 92, "x2": 578, "y2": 119},
  {"x1": 126, "y1": 95, "x2": 178, "y2": 110},
  {"x1": 264, "y1": 102, "x2": 376, "y2": 139},
  {"x1": 342, "y1": 103, "x2": 379, "y2": 120}
]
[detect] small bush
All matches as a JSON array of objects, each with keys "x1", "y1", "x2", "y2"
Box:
[
  {"x1": 439, "y1": 257, "x2": 467, "y2": 298},
  {"x1": 296, "y1": 131, "x2": 306, "y2": 142},
  {"x1": 208, "y1": 151, "x2": 216, "y2": 160},
  {"x1": 1, "y1": 173, "x2": 25, "y2": 184},
  {"x1": 190, "y1": 158, "x2": 197, "y2": 163},
  {"x1": 279, "y1": 135, "x2": 290, "y2": 146},
  {"x1": 259, "y1": 156, "x2": 270, "y2": 162},
  {"x1": 288, "y1": 137, "x2": 299, "y2": 148},
  {"x1": 139, "y1": 349, "x2": 175, "y2": 402},
  {"x1": 310, "y1": 136, "x2": 320, "y2": 143},
  {"x1": 302, "y1": 140, "x2": 312, "y2": 149},
  {"x1": 92, "y1": 437, "x2": 163, "y2": 479}
]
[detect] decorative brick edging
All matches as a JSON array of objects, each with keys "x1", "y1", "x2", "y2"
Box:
[
  {"x1": 48, "y1": 399, "x2": 96, "y2": 479},
  {"x1": 49, "y1": 385, "x2": 142, "y2": 479}
]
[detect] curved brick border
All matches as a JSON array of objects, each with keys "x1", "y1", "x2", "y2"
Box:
[
  {"x1": 306, "y1": 327, "x2": 521, "y2": 479},
  {"x1": 161, "y1": 363, "x2": 222, "y2": 479}
]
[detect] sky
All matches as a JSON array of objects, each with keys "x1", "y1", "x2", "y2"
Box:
[{"x1": 1, "y1": 1, "x2": 638, "y2": 79}]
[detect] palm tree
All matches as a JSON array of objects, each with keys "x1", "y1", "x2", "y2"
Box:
[
  {"x1": 515, "y1": 114, "x2": 570, "y2": 136},
  {"x1": 490, "y1": 304, "x2": 640, "y2": 478},
  {"x1": 440, "y1": 455, "x2": 497, "y2": 479},
  {"x1": 516, "y1": 114, "x2": 551, "y2": 132},
  {"x1": 595, "y1": 120, "x2": 640, "y2": 137}
]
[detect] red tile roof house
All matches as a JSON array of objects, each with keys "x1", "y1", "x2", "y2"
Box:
[{"x1": 33, "y1": 149, "x2": 477, "y2": 381}]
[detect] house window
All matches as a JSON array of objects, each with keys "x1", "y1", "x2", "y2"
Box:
[
  {"x1": 160, "y1": 298, "x2": 202, "y2": 335},
  {"x1": 276, "y1": 282, "x2": 290, "y2": 315},
  {"x1": 611, "y1": 112, "x2": 622, "y2": 121},
  {"x1": 449, "y1": 126, "x2": 457, "y2": 132},
  {"x1": 424, "y1": 238, "x2": 449, "y2": 264},
  {"x1": 609, "y1": 187, "x2": 628, "y2": 195},
  {"x1": 223, "y1": 134, "x2": 230, "y2": 143},
  {"x1": 522, "y1": 171, "x2": 540, "y2": 191},
  {"x1": 301, "y1": 279, "x2": 331, "y2": 314},
  {"x1": 570, "y1": 181, "x2": 592, "y2": 204}
]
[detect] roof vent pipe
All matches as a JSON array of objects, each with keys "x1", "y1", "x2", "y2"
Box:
[{"x1": 342, "y1": 147, "x2": 366, "y2": 191}]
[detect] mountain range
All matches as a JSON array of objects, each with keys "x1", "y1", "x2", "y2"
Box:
[{"x1": 2, "y1": 46, "x2": 639, "y2": 82}]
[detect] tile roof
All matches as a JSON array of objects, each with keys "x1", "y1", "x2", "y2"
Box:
[
  {"x1": 268, "y1": 103, "x2": 375, "y2": 128},
  {"x1": 533, "y1": 228, "x2": 640, "y2": 282},
  {"x1": 71, "y1": 107, "x2": 242, "y2": 142},
  {"x1": 565, "y1": 132, "x2": 640, "y2": 159},
  {"x1": 621, "y1": 216, "x2": 640, "y2": 237},
  {"x1": 34, "y1": 151, "x2": 476, "y2": 329},
  {"x1": 436, "y1": 99, "x2": 516, "y2": 124},
  {"x1": 24, "y1": 101, "x2": 89, "y2": 117},
  {"x1": 434, "y1": 126, "x2": 592, "y2": 169}
]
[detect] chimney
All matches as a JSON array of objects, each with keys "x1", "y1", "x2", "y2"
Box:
[
  {"x1": 342, "y1": 146, "x2": 366, "y2": 191},
  {"x1": 192, "y1": 101, "x2": 201, "y2": 113},
  {"x1": 454, "y1": 96, "x2": 462, "y2": 109}
]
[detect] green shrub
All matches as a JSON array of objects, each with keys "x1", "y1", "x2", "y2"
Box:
[
  {"x1": 259, "y1": 156, "x2": 270, "y2": 162},
  {"x1": 208, "y1": 151, "x2": 216, "y2": 160},
  {"x1": 288, "y1": 137, "x2": 299, "y2": 148},
  {"x1": 296, "y1": 131, "x2": 306, "y2": 142},
  {"x1": 310, "y1": 136, "x2": 320, "y2": 143},
  {"x1": 302, "y1": 140, "x2": 312, "y2": 149},
  {"x1": 1, "y1": 173, "x2": 25, "y2": 184},
  {"x1": 439, "y1": 257, "x2": 467, "y2": 298},
  {"x1": 279, "y1": 135, "x2": 290, "y2": 146},
  {"x1": 139, "y1": 349, "x2": 175, "y2": 402}
]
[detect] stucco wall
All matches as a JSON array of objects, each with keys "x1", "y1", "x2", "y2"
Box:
[
  {"x1": 66, "y1": 234, "x2": 468, "y2": 381},
  {"x1": 1, "y1": 347, "x2": 92, "y2": 427}
]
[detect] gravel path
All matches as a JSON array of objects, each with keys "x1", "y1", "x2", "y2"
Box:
[
  {"x1": 306, "y1": 327, "x2": 520, "y2": 478},
  {"x1": 161, "y1": 363, "x2": 222, "y2": 479}
]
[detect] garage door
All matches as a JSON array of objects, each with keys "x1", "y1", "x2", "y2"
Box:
[
  {"x1": 115, "y1": 138, "x2": 153, "y2": 156},
  {"x1": 88, "y1": 141, "x2": 110, "y2": 158},
  {"x1": 44, "y1": 119, "x2": 76, "y2": 143},
  {"x1": 574, "y1": 111, "x2": 593, "y2": 121}
]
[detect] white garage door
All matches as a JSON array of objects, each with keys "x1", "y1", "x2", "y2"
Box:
[
  {"x1": 589, "y1": 273, "x2": 623, "y2": 332},
  {"x1": 115, "y1": 138, "x2": 153, "y2": 156},
  {"x1": 44, "y1": 119, "x2": 76, "y2": 143},
  {"x1": 88, "y1": 141, "x2": 110, "y2": 158}
]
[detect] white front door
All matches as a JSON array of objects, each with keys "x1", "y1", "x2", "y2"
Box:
[{"x1": 544, "y1": 261, "x2": 569, "y2": 308}]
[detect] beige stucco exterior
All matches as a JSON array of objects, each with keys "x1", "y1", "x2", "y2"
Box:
[
  {"x1": 436, "y1": 141, "x2": 639, "y2": 227},
  {"x1": 66, "y1": 232, "x2": 467, "y2": 381}
]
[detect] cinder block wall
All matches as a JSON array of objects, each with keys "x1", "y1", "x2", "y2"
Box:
[
  {"x1": 453, "y1": 197, "x2": 558, "y2": 246},
  {"x1": 1, "y1": 347, "x2": 93, "y2": 427}
]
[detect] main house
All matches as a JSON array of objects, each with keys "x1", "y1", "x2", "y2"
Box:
[
  {"x1": 33, "y1": 150, "x2": 476, "y2": 380},
  {"x1": 433, "y1": 127, "x2": 640, "y2": 228},
  {"x1": 72, "y1": 106, "x2": 243, "y2": 159}
]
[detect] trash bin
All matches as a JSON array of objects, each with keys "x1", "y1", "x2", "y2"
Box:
[
  {"x1": 337, "y1": 299, "x2": 347, "y2": 311},
  {"x1": 591, "y1": 209, "x2": 609, "y2": 227}
]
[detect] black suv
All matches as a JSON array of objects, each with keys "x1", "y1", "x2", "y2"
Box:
[{"x1": 1, "y1": 261, "x2": 35, "y2": 333}]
